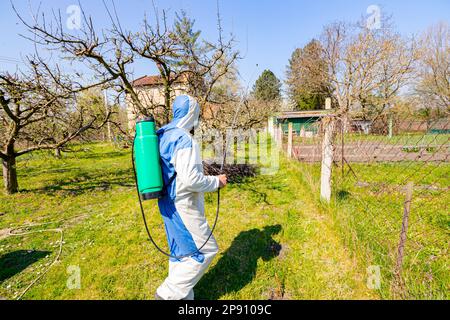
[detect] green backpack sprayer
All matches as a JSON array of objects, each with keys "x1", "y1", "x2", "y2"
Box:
[{"x1": 131, "y1": 117, "x2": 221, "y2": 259}]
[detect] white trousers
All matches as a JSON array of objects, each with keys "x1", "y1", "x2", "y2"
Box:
[{"x1": 156, "y1": 197, "x2": 219, "y2": 300}]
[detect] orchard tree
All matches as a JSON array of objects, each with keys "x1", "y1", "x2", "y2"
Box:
[
  {"x1": 0, "y1": 59, "x2": 110, "y2": 194},
  {"x1": 252, "y1": 70, "x2": 281, "y2": 102},
  {"x1": 205, "y1": 64, "x2": 280, "y2": 133},
  {"x1": 200, "y1": 62, "x2": 280, "y2": 161},
  {"x1": 316, "y1": 17, "x2": 418, "y2": 117},
  {"x1": 15, "y1": 3, "x2": 239, "y2": 127},
  {"x1": 415, "y1": 22, "x2": 450, "y2": 111},
  {"x1": 72, "y1": 88, "x2": 112, "y2": 143}
]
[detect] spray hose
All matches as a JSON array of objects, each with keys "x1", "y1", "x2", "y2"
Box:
[
  {"x1": 132, "y1": 89, "x2": 248, "y2": 260},
  {"x1": 132, "y1": 137, "x2": 222, "y2": 260}
]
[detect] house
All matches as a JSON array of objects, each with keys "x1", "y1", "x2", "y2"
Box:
[
  {"x1": 350, "y1": 119, "x2": 373, "y2": 134},
  {"x1": 269, "y1": 110, "x2": 334, "y2": 137},
  {"x1": 126, "y1": 74, "x2": 189, "y2": 129}
]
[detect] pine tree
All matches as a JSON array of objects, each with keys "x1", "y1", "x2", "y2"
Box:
[
  {"x1": 252, "y1": 70, "x2": 281, "y2": 101},
  {"x1": 286, "y1": 39, "x2": 330, "y2": 110}
]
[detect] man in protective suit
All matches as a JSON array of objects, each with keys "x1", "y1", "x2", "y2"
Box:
[{"x1": 155, "y1": 95, "x2": 227, "y2": 300}]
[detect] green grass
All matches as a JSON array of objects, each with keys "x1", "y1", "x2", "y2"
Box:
[
  {"x1": 0, "y1": 143, "x2": 376, "y2": 300},
  {"x1": 291, "y1": 133, "x2": 449, "y2": 147},
  {"x1": 298, "y1": 160, "x2": 449, "y2": 299},
  {"x1": 343, "y1": 133, "x2": 449, "y2": 145}
]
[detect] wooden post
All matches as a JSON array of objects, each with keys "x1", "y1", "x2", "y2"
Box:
[
  {"x1": 268, "y1": 117, "x2": 274, "y2": 137},
  {"x1": 320, "y1": 117, "x2": 335, "y2": 202},
  {"x1": 278, "y1": 123, "x2": 283, "y2": 148},
  {"x1": 393, "y1": 182, "x2": 414, "y2": 294},
  {"x1": 287, "y1": 122, "x2": 293, "y2": 158},
  {"x1": 388, "y1": 114, "x2": 393, "y2": 139},
  {"x1": 341, "y1": 120, "x2": 345, "y2": 178},
  {"x1": 325, "y1": 97, "x2": 332, "y2": 110},
  {"x1": 320, "y1": 97, "x2": 334, "y2": 201},
  {"x1": 273, "y1": 124, "x2": 278, "y2": 146}
]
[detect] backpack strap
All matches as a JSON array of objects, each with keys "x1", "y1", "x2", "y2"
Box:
[
  {"x1": 165, "y1": 172, "x2": 177, "y2": 188},
  {"x1": 158, "y1": 126, "x2": 181, "y2": 195}
]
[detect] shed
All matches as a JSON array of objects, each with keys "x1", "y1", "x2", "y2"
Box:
[{"x1": 271, "y1": 110, "x2": 333, "y2": 136}]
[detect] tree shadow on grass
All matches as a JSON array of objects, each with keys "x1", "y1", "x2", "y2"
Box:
[
  {"x1": 0, "y1": 250, "x2": 50, "y2": 282},
  {"x1": 68, "y1": 151, "x2": 126, "y2": 160},
  {"x1": 336, "y1": 189, "x2": 351, "y2": 201},
  {"x1": 195, "y1": 225, "x2": 282, "y2": 300},
  {"x1": 21, "y1": 168, "x2": 135, "y2": 196}
]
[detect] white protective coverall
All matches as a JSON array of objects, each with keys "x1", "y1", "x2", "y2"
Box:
[{"x1": 155, "y1": 95, "x2": 219, "y2": 300}]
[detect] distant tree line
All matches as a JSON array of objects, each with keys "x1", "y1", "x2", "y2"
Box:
[{"x1": 285, "y1": 17, "x2": 449, "y2": 117}]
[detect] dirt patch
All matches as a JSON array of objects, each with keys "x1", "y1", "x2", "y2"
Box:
[
  {"x1": 293, "y1": 142, "x2": 449, "y2": 163},
  {"x1": 268, "y1": 274, "x2": 291, "y2": 300},
  {"x1": 0, "y1": 228, "x2": 12, "y2": 240},
  {"x1": 277, "y1": 243, "x2": 290, "y2": 260}
]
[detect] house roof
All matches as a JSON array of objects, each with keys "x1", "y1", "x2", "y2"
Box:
[
  {"x1": 276, "y1": 110, "x2": 334, "y2": 119},
  {"x1": 132, "y1": 74, "x2": 189, "y2": 87}
]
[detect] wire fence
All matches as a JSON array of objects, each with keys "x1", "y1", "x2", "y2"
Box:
[{"x1": 273, "y1": 111, "x2": 449, "y2": 299}]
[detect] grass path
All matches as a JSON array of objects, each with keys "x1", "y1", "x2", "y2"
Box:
[
  {"x1": 0, "y1": 144, "x2": 377, "y2": 299},
  {"x1": 262, "y1": 159, "x2": 376, "y2": 299}
]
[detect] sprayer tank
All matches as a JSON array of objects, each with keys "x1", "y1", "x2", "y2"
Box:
[{"x1": 134, "y1": 117, "x2": 163, "y2": 200}]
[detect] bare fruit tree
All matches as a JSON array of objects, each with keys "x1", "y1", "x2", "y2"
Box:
[
  {"x1": 0, "y1": 59, "x2": 111, "y2": 194},
  {"x1": 415, "y1": 22, "x2": 450, "y2": 112},
  {"x1": 15, "y1": 3, "x2": 239, "y2": 129},
  {"x1": 198, "y1": 62, "x2": 280, "y2": 163},
  {"x1": 318, "y1": 18, "x2": 418, "y2": 118}
]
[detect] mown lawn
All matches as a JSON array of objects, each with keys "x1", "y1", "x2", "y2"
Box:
[{"x1": 0, "y1": 143, "x2": 376, "y2": 300}]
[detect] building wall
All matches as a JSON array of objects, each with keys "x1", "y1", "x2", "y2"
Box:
[
  {"x1": 126, "y1": 83, "x2": 188, "y2": 130},
  {"x1": 275, "y1": 117, "x2": 321, "y2": 135}
]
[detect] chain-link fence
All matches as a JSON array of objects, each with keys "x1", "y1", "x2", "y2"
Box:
[{"x1": 274, "y1": 111, "x2": 449, "y2": 299}]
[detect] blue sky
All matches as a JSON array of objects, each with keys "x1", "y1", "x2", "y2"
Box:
[{"x1": 1, "y1": 0, "x2": 449, "y2": 88}]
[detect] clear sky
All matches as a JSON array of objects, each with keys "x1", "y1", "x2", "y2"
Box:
[{"x1": 1, "y1": 0, "x2": 449, "y2": 88}]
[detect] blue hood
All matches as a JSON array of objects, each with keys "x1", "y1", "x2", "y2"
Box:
[{"x1": 157, "y1": 95, "x2": 200, "y2": 135}]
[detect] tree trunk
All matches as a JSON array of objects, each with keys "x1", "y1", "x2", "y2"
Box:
[
  {"x1": 55, "y1": 147, "x2": 62, "y2": 158},
  {"x1": 164, "y1": 84, "x2": 171, "y2": 124},
  {"x1": 2, "y1": 156, "x2": 18, "y2": 194}
]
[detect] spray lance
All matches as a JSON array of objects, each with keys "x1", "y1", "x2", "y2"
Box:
[{"x1": 131, "y1": 116, "x2": 221, "y2": 259}]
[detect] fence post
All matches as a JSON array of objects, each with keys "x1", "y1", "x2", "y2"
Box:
[
  {"x1": 287, "y1": 122, "x2": 293, "y2": 158},
  {"x1": 320, "y1": 116, "x2": 335, "y2": 202},
  {"x1": 278, "y1": 123, "x2": 283, "y2": 149},
  {"x1": 268, "y1": 117, "x2": 274, "y2": 137},
  {"x1": 325, "y1": 97, "x2": 332, "y2": 110},
  {"x1": 273, "y1": 124, "x2": 277, "y2": 145},
  {"x1": 388, "y1": 114, "x2": 393, "y2": 139},
  {"x1": 393, "y1": 181, "x2": 414, "y2": 296}
]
